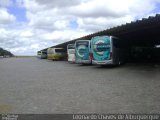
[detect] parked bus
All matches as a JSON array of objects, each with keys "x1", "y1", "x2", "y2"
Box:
[
  {"x1": 37, "y1": 51, "x2": 41, "y2": 58},
  {"x1": 75, "y1": 40, "x2": 92, "y2": 64},
  {"x1": 91, "y1": 36, "x2": 127, "y2": 65},
  {"x1": 67, "y1": 44, "x2": 75, "y2": 63},
  {"x1": 47, "y1": 48, "x2": 66, "y2": 60},
  {"x1": 37, "y1": 51, "x2": 47, "y2": 59}
]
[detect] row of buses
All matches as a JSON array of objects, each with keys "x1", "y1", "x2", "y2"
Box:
[
  {"x1": 38, "y1": 35, "x2": 128, "y2": 66},
  {"x1": 67, "y1": 35, "x2": 127, "y2": 65}
]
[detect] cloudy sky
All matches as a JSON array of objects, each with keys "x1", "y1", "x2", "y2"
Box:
[{"x1": 0, "y1": 0, "x2": 160, "y2": 55}]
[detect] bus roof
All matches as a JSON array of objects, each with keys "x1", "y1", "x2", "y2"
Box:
[
  {"x1": 75, "y1": 40, "x2": 90, "y2": 42},
  {"x1": 48, "y1": 47, "x2": 64, "y2": 49}
]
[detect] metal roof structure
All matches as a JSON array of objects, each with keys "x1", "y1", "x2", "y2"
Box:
[{"x1": 40, "y1": 14, "x2": 160, "y2": 52}]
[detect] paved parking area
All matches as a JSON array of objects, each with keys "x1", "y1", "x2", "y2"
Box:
[{"x1": 0, "y1": 57, "x2": 160, "y2": 113}]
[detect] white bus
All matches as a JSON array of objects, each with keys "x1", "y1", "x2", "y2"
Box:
[
  {"x1": 37, "y1": 51, "x2": 41, "y2": 58},
  {"x1": 67, "y1": 44, "x2": 75, "y2": 63},
  {"x1": 37, "y1": 51, "x2": 47, "y2": 59}
]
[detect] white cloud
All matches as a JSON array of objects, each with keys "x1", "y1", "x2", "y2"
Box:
[
  {"x1": 30, "y1": 43, "x2": 39, "y2": 49},
  {"x1": 24, "y1": 0, "x2": 158, "y2": 33},
  {"x1": 34, "y1": 0, "x2": 82, "y2": 8},
  {"x1": 0, "y1": 0, "x2": 160, "y2": 55},
  {"x1": 39, "y1": 30, "x2": 89, "y2": 42},
  {"x1": 68, "y1": 0, "x2": 129, "y2": 18},
  {"x1": 0, "y1": 8, "x2": 16, "y2": 24},
  {"x1": 20, "y1": 30, "x2": 33, "y2": 37}
]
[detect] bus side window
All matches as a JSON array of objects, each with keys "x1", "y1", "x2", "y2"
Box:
[
  {"x1": 76, "y1": 44, "x2": 78, "y2": 47},
  {"x1": 113, "y1": 38, "x2": 125, "y2": 48},
  {"x1": 113, "y1": 38, "x2": 119, "y2": 48}
]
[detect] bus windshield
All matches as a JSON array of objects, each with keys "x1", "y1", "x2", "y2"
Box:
[
  {"x1": 37, "y1": 51, "x2": 41, "y2": 55},
  {"x1": 76, "y1": 41, "x2": 89, "y2": 48},
  {"x1": 76, "y1": 41, "x2": 89, "y2": 56},
  {"x1": 67, "y1": 44, "x2": 75, "y2": 54},
  {"x1": 55, "y1": 49, "x2": 65, "y2": 53},
  {"x1": 67, "y1": 44, "x2": 75, "y2": 49},
  {"x1": 42, "y1": 51, "x2": 47, "y2": 54},
  {"x1": 75, "y1": 40, "x2": 90, "y2": 61},
  {"x1": 91, "y1": 36, "x2": 111, "y2": 61},
  {"x1": 92, "y1": 36, "x2": 110, "y2": 53}
]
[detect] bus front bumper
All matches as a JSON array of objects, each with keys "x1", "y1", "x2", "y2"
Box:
[
  {"x1": 76, "y1": 59, "x2": 92, "y2": 64},
  {"x1": 92, "y1": 60, "x2": 113, "y2": 65},
  {"x1": 68, "y1": 59, "x2": 76, "y2": 63}
]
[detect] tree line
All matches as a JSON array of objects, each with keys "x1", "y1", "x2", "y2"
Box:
[{"x1": 0, "y1": 48, "x2": 14, "y2": 57}]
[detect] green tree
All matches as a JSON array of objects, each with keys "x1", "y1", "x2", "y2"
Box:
[{"x1": 0, "y1": 47, "x2": 14, "y2": 57}]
